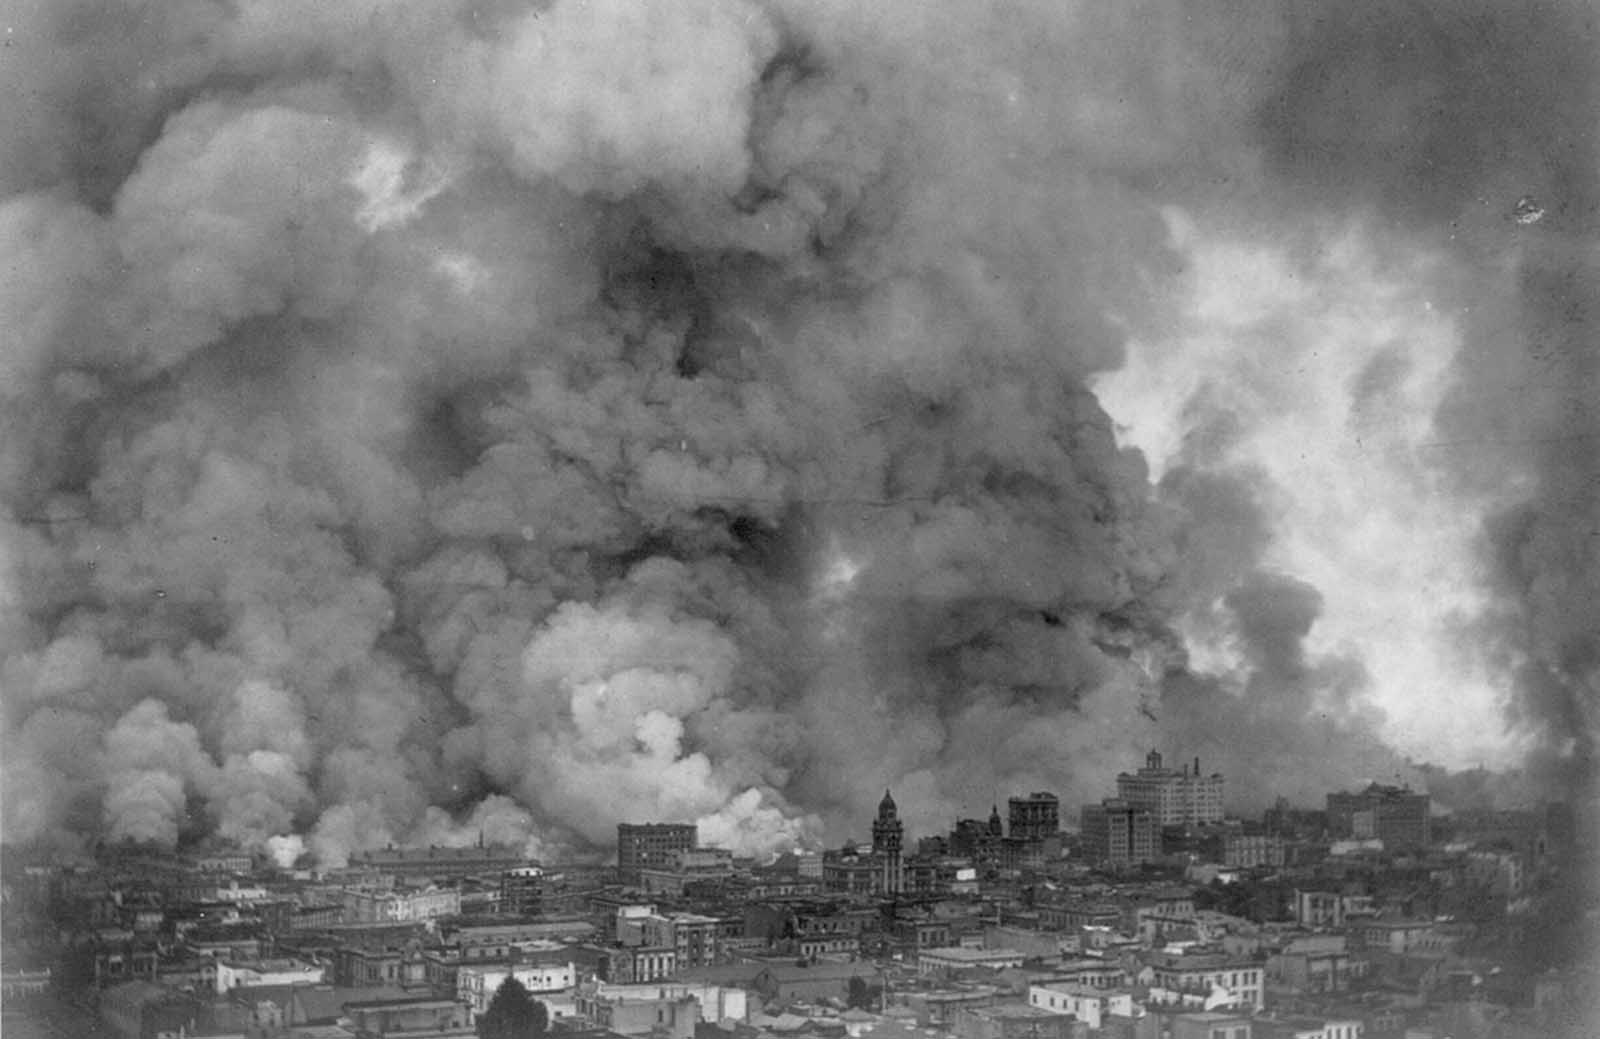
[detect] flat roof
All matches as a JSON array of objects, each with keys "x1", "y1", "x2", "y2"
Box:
[{"x1": 920, "y1": 948, "x2": 1026, "y2": 961}]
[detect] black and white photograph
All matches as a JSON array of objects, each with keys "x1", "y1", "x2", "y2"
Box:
[{"x1": 1, "y1": 2, "x2": 1596, "y2": 1038}]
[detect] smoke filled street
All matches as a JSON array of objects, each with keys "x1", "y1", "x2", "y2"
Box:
[{"x1": 0, "y1": 1, "x2": 1595, "y2": 1037}]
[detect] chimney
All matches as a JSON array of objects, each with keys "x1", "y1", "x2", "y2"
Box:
[{"x1": 1195, "y1": 756, "x2": 1201, "y2": 776}]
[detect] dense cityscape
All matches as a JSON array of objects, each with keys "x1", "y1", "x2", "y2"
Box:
[{"x1": 3, "y1": 750, "x2": 1592, "y2": 1039}]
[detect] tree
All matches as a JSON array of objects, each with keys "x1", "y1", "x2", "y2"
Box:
[{"x1": 478, "y1": 976, "x2": 549, "y2": 1039}]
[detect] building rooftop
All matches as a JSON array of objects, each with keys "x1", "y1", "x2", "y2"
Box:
[
  {"x1": 919, "y1": 947, "x2": 1026, "y2": 962},
  {"x1": 350, "y1": 846, "x2": 525, "y2": 863},
  {"x1": 964, "y1": 1004, "x2": 1064, "y2": 1020},
  {"x1": 758, "y1": 962, "x2": 879, "y2": 983},
  {"x1": 220, "y1": 958, "x2": 320, "y2": 971},
  {"x1": 1030, "y1": 981, "x2": 1117, "y2": 997},
  {"x1": 1145, "y1": 950, "x2": 1260, "y2": 970}
]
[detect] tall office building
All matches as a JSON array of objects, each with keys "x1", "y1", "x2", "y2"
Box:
[
  {"x1": 1008, "y1": 792, "x2": 1061, "y2": 841},
  {"x1": 1079, "y1": 799, "x2": 1157, "y2": 866},
  {"x1": 617, "y1": 823, "x2": 697, "y2": 885},
  {"x1": 1115, "y1": 750, "x2": 1224, "y2": 826}
]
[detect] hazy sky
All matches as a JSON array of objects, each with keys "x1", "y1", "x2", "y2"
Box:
[{"x1": 1, "y1": 0, "x2": 1595, "y2": 861}]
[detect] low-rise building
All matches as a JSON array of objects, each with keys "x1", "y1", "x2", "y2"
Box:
[
  {"x1": 1346, "y1": 919, "x2": 1455, "y2": 956},
  {"x1": 456, "y1": 962, "x2": 576, "y2": 1015},
  {"x1": 215, "y1": 958, "x2": 326, "y2": 995},
  {"x1": 99, "y1": 981, "x2": 199, "y2": 1039},
  {"x1": 918, "y1": 947, "x2": 1028, "y2": 976},
  {"x1": 344, "y1": 996, "x2": 474, "y2": 1039},
  {"x1": 608, "y1": 945, "x2": 677, "y2": 984},
  {"x1": 334, "y1": 944, "x2": 429, "y2": 989},
  {"x1": 1046, "y1": 958, "x2": 1130, "y2": 990},
  {"x1": 1141, "y1": 1009, "x2": 1253, "y2": 1039},
  {"x1": 1028, "y1": 983, "x2": 1134, "y2": 1029},
  {"x1": 348, "y1": 845, "x2": 529, "y2": 881},
  {"x1": 637, "y1": 849, "x2": 735, "y2": 896},
  {"x1": 951, "y1": 1003, "x2": 1085, "y2": 1039},
  {"x1": 1143, "y1": 950, "x2": 1265, "y2": 1011},
  {"x1": 1268, "y1": 935, "x2": 1363, "y2": 995},
  {"x1": 1222, "y1": 835, "x2": 1285, "y2": 870},
  {"x1": 1251, "y1": 1014, "x2": 1364, "y2": 1039},
  {"x1": 341, "y1": 885, "x2": 461, "y2": 924},
  {"x1": 573, "y1": 982, "x2": 704, "y2": 1039},
  {"x1": 748, "y1": 962, "x2": 880, "y2": 1004}
]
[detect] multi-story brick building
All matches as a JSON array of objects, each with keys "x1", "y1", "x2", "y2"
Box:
[
  {"x1": 616, "y1": 824, "x2": 697, "y2": 886},
  {"x1": 498, "y1": 866, "x2": 544, "y2": 916},
  {"x1": 1008, "y1": 793, "x2": 1061, "y2": 841},
  {"x1": 640, "y1": 911, "x2": 723, "y2": 969},
  {"x1": 1080, "y1": 799, "x2": 1157, "y2": 866},
  {"x1": 341, "y1": 885, "x2": 461, "y2": 924},
  {"x1": 1222, "y1": 834, "x2": 1286, "y2": 869},
  {"x1": 1326, "y1": 784, "x2": 1431, "y2": 849},
  {"x1": 1143, "y1": 950, "x2": 1265, "y2": 1011}
]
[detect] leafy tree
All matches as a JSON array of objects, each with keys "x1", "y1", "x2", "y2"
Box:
[{"x1": 478, "y1": 976, "x2": 549, "y2": 1039}]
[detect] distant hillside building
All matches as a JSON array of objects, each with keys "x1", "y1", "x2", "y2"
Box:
[
  {"x1": 1325, "y1": 783, "x2": 1431, "y2": 848},
  {"x1": 617, "y1": 823, "x2": 697, "y2": 885},
  {"x1": 1080, "y1": 799, "x2": 1157, "y2": 866},
  {"x1": 1008, "y1": 792, "x2": 1061, "y2": 841},
  {"x1": 1116, "y1": 751, "x2": 1224, "y2": 826}
]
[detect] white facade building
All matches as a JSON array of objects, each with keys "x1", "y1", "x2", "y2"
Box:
[
  {"x1": 457, "y1": 962, "x2": 577, "y2": 1014},
  {"x1": 1028, "y1": 984, "x2": 1135, "y2": 1029},
  {"x1": 215, "y1": 958, "x2": 325, "y2": 994}
]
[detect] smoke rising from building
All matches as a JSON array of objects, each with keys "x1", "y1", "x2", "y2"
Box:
[{"x1": 0, "y1": 0, "x2": 1594, "y2": 890}]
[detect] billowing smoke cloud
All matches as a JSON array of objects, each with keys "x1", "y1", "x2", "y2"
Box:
[
  {"x1": 102, "y1": 699, "x2": 215, "y2": 846},
  {"x1": 0, "y1": 0, "x2": 1594, "y2": 951}
]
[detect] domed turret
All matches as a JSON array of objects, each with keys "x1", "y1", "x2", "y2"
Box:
[{"x1": 878, "y1": 789, "x2": 897, "y2": 818}]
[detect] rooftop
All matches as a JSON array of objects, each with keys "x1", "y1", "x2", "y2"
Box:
[{"x1": 919, "y1": 948, "x2": 1026, "y2": 962}]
